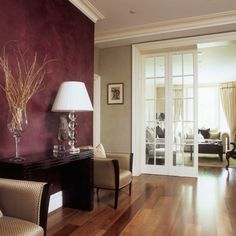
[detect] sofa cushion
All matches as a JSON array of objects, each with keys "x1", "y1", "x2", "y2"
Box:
[
  {"x1": 0, "y1": 216, "x2": 44, "y2": 236},
  {"x1": 94, "y1": 144, "x2": 106, "y2": 158},
  {"x1": 210, "y1": 131, "x2": 221, "y2": 139},
  {"x1": 198, "y1": 128, "x2": 210, "y2": 139}
]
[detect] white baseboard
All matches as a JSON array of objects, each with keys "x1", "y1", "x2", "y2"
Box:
[{"x1": 48, "y1": 191, "x2": 63, "y2": 213}]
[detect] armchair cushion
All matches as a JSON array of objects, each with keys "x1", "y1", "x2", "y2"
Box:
[{"x1": 94, "y1": 144, "x2": 106, "y2": 158}]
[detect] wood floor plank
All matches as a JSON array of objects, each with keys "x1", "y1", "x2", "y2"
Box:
[
  {"x1": 47, "y1": 167, "x2": 236, "y2": 236},
  {"x1": 103, "y1": 184, "x2": 155, "y2": 236},
  {"x1": 184, "y1": 224, "x2": 201, "y2": 236},
  {"x1": 52, "y1": 224, "x2": 79, "y2": 236}
]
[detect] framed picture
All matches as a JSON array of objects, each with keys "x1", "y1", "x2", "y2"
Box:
[{"x1": 107, "y1": 83, "x2": 124, "y2": 104}]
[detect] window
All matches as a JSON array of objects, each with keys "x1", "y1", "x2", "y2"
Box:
[{"x1": 198, "y1": 86, "x2": 219, "y2": 130}]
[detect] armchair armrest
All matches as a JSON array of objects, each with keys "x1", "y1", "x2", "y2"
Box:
[
  {"x1": 0, "y1": 178, "x2": 50, "y2": 232},
  {"x1": 229, "y1": 142, "x2": 236, "y2": 152},
  {"x1": 221, "y1": 132, "x2": 230, "y2": 152},
  {"x1": 106, "y1": 152, "x2": 133, "y2": 172},
  {"x1": 93, "y1": 158, "x2": 119, "y2": 189}
]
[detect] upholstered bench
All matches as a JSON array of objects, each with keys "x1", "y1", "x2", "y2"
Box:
[{"x1": 0, "y1": 178, "x2": 50, "y2": 236}]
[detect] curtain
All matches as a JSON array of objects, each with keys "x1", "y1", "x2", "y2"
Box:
[
  {"x1": 173, "y1": 88, "x2": 183, "y2": 143},
  {"x1": 174, "y1": 88, "x2": 183, "y2": 122},
  {"x1": 219, "y1": 82, "x2": 236, "y2": 141}
]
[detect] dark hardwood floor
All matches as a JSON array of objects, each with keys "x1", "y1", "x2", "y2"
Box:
[{"x1": 47, "y1": 167, "x2": 236, "y2": 236}]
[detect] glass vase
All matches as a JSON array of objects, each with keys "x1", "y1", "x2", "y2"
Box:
[{"x1": 7, "y1": 106, "x2": 28, "y2": 162}]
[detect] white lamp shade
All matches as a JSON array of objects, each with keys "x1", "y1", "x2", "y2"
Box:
[{"x1": 52, "y1": 81, "x2": 93, "y2": 112}]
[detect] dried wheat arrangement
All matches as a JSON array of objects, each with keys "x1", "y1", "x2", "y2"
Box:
[{"x1": 0, "y1": 42, "x2": 53, "y2": 120}]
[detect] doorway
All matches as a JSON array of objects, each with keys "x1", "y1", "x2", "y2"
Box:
[
  {"x1": 132, "y1": 31, "x2": 236, "y2": 177},
  {"x1": 144, "y1": 50, "x2": 198, "y2": 177}
]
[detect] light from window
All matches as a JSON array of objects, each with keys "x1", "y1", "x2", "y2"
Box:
[{"x1": 198, "y1": 86, "x2": 219, "y2": 129}]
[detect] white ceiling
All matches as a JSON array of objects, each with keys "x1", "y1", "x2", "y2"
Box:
[
  {"x1": 198, "y1": 42, "x2": 236, "y2": 84},
  {"x1": 88, "y1": 0, "x2": 236, "y2": 47},
  {"x1": 90, "y1": 0, "x2": 236, "y2": 33}
]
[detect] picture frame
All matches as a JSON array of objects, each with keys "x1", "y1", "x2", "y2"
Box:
[{"x1": 107, "y1": 83, "x2": 124, "y2": 105}]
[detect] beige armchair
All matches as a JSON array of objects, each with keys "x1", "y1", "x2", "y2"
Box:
[
  {"x1": 94, "y1": 152, "x2": 133, "y2": 209},
  {"x1": 0, "y1": 178, "x2": 50, "y2": 236}
]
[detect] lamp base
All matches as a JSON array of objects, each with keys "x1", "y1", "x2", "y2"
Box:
[
  {"x1": 68, "y1": 112, "x2": 80, "y2": 154},
  {"x1": 69, "y1": 147, "x2": 80, "y2": 154}
]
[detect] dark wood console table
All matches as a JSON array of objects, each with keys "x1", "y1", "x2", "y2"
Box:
[{"x1": 0, "y1": 150, "x2": 94, "y2": 211}]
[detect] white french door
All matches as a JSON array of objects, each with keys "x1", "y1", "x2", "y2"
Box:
[{"x1": 143, "y1": 50, "x2": 198, "y2": 177}]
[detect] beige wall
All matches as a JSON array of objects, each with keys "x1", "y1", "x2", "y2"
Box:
[{"x1": 96, "y1": 46, "x2": 132, "y2": 152}]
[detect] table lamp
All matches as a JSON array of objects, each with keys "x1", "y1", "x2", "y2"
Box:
[{"x1": 52, "y1": 81, "x2": 93, "y2": 153}]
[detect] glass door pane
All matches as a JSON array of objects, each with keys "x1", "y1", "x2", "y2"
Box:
[
  {"x1": 145, "y1": 56, "x2": 166, "y2": 166},
  {"x1": 172, "y1": 53, "x2": 195, "y2": 168}
]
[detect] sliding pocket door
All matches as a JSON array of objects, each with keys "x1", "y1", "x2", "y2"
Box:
[{"x1": 143, "y1": 50, "x2": 198, "y2": 177}]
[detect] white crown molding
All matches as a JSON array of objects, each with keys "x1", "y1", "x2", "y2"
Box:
[
  {"x1": 95, "y1": 10, "x2": 236, "y2": 44},
  {"x1": 68, "y1": 0, "x2": 104, "y2": 23}
]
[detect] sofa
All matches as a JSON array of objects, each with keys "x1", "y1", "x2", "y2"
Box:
[
  {"x1": 184, "y1": 128, "x2": 230, "y2": 161},
  {"x1": 186, "y1": 128, "x2": 229, "y2": 153},
  {"x1": 0, "y1": 178, "x2": 50, "y2": 236},
  {"x1": 146, "y1": 126, "x2": 229, "y2": 163}
]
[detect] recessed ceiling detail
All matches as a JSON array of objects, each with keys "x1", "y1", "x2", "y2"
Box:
[
  {"x1": 68, "y1": 0, "x2": 104, "y2": 22},
  {"x1": 95, "y1": 10, "x2": 236, "y2": 47}
]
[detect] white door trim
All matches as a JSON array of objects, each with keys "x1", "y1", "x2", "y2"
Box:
[{"x1": 93, "y1": 74, "x2": 101, "y2": 147}]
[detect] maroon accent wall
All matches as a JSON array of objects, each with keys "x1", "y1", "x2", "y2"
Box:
[{"x1": 0, "y1": 0, "x2": 94, "y2": 158}]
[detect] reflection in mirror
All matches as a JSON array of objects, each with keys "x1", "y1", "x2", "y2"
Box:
[
  {"x1": 172, "y1": 52, "x2": 195, "y2": 167},
  {"x1": 145, "y1": 56, "x2": 166, "y2": 166}
]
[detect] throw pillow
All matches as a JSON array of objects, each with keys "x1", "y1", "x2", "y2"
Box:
[
  {"x1": 0, "y1": 210, "x2": 3, "y2": 217},
  {"x1": 94, "y1": 144, "x2": 106, "y2": 158},
  {"x1": 156, "y1": 126, "x2": 165, "y2": 138},
  {"x1": 210, "y1": 132, "x2": 221, "y2": 140},
  {"x1": 198, "y1": 128, "x2": 210, "y2": 139},
  {"x1": 198, "y1": 133, "x2": 205, "y2": 142}
]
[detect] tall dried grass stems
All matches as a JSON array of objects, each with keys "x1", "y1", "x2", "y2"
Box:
[{"x1": 0, "y1": 43, "x2": 53, "y2": 124}]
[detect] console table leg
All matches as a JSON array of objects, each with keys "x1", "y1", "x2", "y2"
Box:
[{"x1": 226, "y1": 154, "x2": 230, "y2": 170}]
